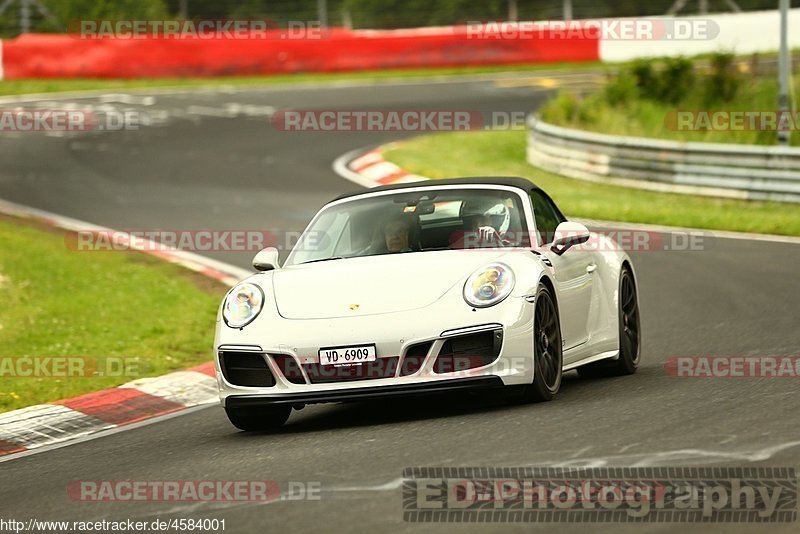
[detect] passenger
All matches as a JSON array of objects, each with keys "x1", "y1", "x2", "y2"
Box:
[{"x1": 450, "y1": 214, "x2": 499, "y2": 249}]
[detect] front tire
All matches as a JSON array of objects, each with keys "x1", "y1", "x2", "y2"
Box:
[
  {"x1": 577, "y1": 266, "x2": 640, "y2": 378},
  {"x1": 225, "y1": 405, "x2": 291, "y2": 431},
  {"x1": 513, "y1": 284, "x2": 563, "y2": 403}
]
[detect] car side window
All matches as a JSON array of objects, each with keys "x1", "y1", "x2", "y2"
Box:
[{"x1": 529, "y1": 191, "x2": 564, "y2": 245}]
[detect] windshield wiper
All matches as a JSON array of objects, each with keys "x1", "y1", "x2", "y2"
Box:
[{"x1": 299, "y1": 256, "x2": 344, "y2": 265}]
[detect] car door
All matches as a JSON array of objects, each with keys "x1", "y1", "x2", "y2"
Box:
[{"x1": 530, "y1": 191, "x2": 594, "y2": 350}]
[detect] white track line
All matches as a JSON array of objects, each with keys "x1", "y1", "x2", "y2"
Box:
[{"x1": 0, "y1": 404, "x2": 215, "y2": 464}]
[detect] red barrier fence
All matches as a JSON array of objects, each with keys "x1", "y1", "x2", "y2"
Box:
[{"x1": 0, "y1": 26, "x2": 599, "y2": 79}]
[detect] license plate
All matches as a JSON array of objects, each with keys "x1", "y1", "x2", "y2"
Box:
[{"x1": 319, "y1": 344, "x2": 376, "y2": 366}]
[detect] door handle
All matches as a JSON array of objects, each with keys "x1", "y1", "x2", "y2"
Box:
[{"x1": 586, "y1": 264, "x2": 597, "y2": 274}]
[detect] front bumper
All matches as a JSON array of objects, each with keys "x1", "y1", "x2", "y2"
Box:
[
  {"x1": 225, "y1": 376, "x2": 505, "y2": 407},
  {"x1": 214, "y1": 294, "x2": 534, "y2": 406}
]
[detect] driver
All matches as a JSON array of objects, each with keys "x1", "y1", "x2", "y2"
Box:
[
  {"x1": 383, "y1": 217, "x2": 412, "y2": 253},
  {"x1": 361, "y1": 214, "x2": 418, "y2": 255}
]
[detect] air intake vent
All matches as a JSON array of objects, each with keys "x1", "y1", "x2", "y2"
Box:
[
  {"x1": 433, "y1": 330, "x2": 503, "y2": 373},
  {"x1": 218, "y1": 351, "x2": 275, "y2": 387},
  {"x1": 400, "y1": 341, "x2": 433, "y2": 376}
]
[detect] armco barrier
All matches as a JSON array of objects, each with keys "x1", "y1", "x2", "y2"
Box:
[
  {"x1": 0, "y1": 26, "x2": 598, "y2": 79},
  {"x1": 527, "y1": 116, "x2": 800, "y2": 203}
]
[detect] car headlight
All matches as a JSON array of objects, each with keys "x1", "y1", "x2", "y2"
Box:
[
  {"x1": 223, "y1": 283, "x2": 265, "y2": 328},
  {"x1": 463, "y1": 262, "x2": 515, "y2": 308}
]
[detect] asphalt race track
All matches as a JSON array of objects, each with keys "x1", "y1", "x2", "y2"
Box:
[{"x1": 1, "y1": 76, "x2": 800, "y2": 533}]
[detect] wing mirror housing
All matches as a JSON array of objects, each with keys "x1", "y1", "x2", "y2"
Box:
[
  {"x1": 550, "y1": 222, "x2": 591, "y2": 255},
  {"x1": 253, "y1": 247, "x2": 280, "y2": 271}
]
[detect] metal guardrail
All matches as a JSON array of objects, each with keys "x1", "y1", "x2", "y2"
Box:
[{"x1": 527, "y1": 116, "x2": 800, "y2": 203}]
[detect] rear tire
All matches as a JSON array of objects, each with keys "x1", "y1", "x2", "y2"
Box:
[
  {"x1": 577, "y1": 267, "x2": 640, "y2": 378},
  {"x1": 225, "y1": 405, "x2": 291, "y2": 431},
  {"x1": 511, "y1": 284, "x2": 563, "y2": 403}
]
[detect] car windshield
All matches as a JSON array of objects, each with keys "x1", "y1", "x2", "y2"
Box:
[{"x1": 286, "y1": 188, "x2": 530, "y2": 265}]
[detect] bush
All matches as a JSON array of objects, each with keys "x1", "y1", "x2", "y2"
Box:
[
  {"x1": 611, "y1": 57, "x2": 695, "y2": 105},
  {"x1": 629, "y1": 59, "x2": 659, "y2": 98},
  {"x1": 600, "y1": 57, "x2": 696, "y2": 106},
  {"x1": 539, "y1": 92, "x2": 581, "y2": 125},
  {"x1": 703, "y1": 52, "x2": 742, "y2": 105},
  {"x1": 537, "y1": 52, "x2": 799, "y2": 147},
  {"x1": 658, "y1": 56, "x2": 695, "y2": 104},
  {"x1": 603, "y1": 68, "x2": 639, "y2": 106},
  {"x1": 47, "y1": 0, "x2": 169, "y2": 22}
]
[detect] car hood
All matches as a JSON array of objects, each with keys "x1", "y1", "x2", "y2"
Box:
[{"x1": 272, "y1": 250, "x2": 509, "y2": 319}]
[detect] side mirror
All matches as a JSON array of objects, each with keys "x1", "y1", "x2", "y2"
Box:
[
  {"x1": 550, "y1": 221, "x2": 590, "y2": 255},
  {"x1": 253, "y1": 247, "x2": 280, "y2": 271}
]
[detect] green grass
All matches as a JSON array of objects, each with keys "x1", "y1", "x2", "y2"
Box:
[
  {"x1": 0, "y1": 216, "x2": 224, "y2": 413},
  {"x1": 539, "y1": 64, "x2": 800, "y2": 146},
  {"x1": 384, "y1": 129, "x2": 800, "y2": 236},
  {"x1": 0, "y1": 61, "x2": 602, "y2": 97}
]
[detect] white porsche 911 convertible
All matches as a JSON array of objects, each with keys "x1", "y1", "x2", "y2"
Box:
[{"x1": 215, "y1": 177, "x2": 640, "y2": 430}]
